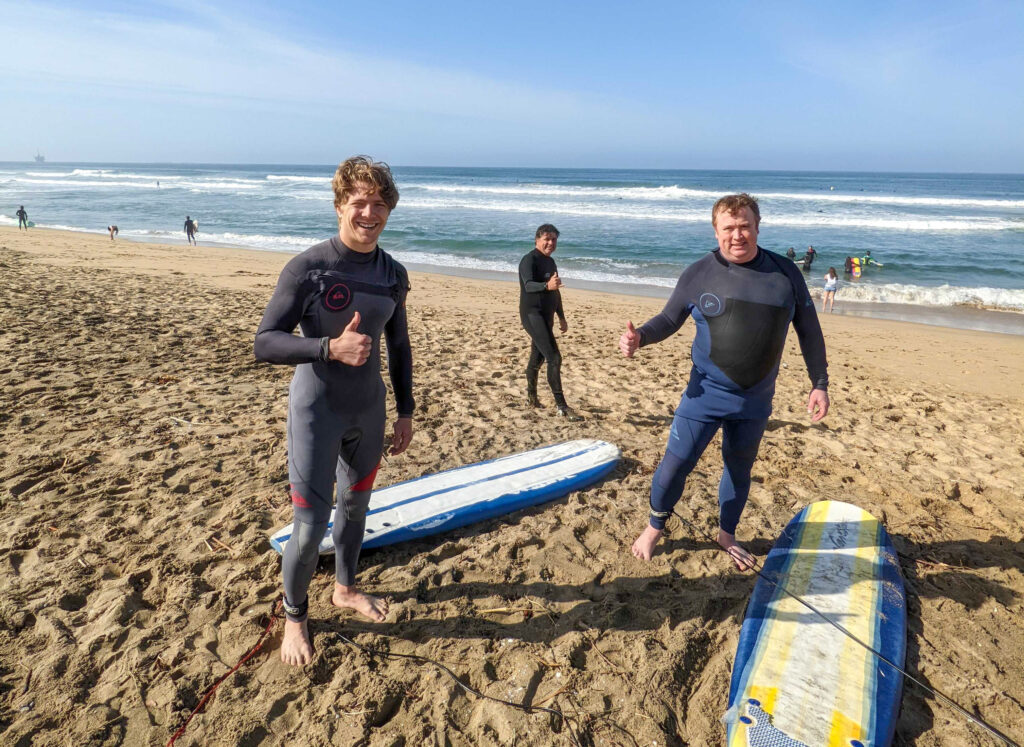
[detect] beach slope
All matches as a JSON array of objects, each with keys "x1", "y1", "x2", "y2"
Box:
[{"x1": 1, "y1": 227, "x2": 1022, "y2": 745}]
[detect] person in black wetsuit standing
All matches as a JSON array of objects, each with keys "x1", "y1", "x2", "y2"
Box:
[
  {"x1": 519, "y1": 224, "x2": 583, "y2": 421},
  {"x1": 620, "y1": 194, "x2": 830, "y2": 570},
  {"x1": 255, "y1": 156, "x2": 414, "y2": 666},
  {"x1": 184, "y1": 216, "x2": 197, "y2": 246}
]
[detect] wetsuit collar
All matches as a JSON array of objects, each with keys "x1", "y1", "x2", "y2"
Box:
[
  {"x1": 713, "y1": 246, "x2": 764, "y2": 269},
  {"x1": 331, "y1": 236, "x2": 378, "y2": 263}
]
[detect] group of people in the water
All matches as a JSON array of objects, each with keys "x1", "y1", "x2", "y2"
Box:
[
  {"x1": 254, "y1": 156, "x2": 832, "y2": 666},
  {"x1": 785, "y1": 245, "x2": 884, "y2": 313}
]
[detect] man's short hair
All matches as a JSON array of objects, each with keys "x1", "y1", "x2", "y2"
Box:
[
  {"x1": 332, "y1": 156, "x2": 399, "y2": 210},
  {"x1": 712, "y1": 193, "x2": 760, "y2": 228},
  {"x1": 535, "y1": 223, "x2": 560, "y2": 239}
]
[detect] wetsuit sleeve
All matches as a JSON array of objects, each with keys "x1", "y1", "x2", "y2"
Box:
[
  {"x1": 384, "y1": 269, "x2": 415, "y2": 417},
  {"x1": 556, "y1": 290, "x2": 565, "y2": 319},
  {"x1": 787, "y1": 265, "x2": 829, "y2": 390},
  {"x1": 519, "y1": 253, "x2": 547, "y2": 293},
  {"x1": 637, "y1": 272, "x2": 693, "y2": 347},
  {"x1": 253, "y1": 267, "x2": 326, "y2": 364}
]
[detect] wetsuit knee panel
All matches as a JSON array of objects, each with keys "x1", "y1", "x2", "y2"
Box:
[
  {"x1": 292, "y1": 519, "x2": 328, "y2": 564},
  {"x1": 341, "y1": 491, "x2": 373, "y2": 522}
]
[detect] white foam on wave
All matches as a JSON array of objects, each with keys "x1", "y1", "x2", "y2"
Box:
[
  {"x1": 266, "y1": 174, "x2": 331, "y2": 184},
  {"x1": 756, "y1": 190, "x2": 1024, "y2": 210},
  {"x1": 403, "y1": 196, "x2": 710, "y2": 223},
  {"x1": 406, "y1": 182, "x2": 711, "y2": 202},
  {"x1": 386, "y1": 249, "x2": 679, "y2": 288},
  {"x1": 834, "y1": 282, "x2": 1024, "y2": 310},
  {"x1": 773, "y1": 214, "x2": 1016, "y2": 231},
  {"x1": 116, "y1": 228, "x2": 317, "y2": 251},
  {"x1": 403, "y1": 197, "x2": 1021, "y2": 232},
  {"x1": 406, "y1": 182, "x2": 1024, "y2": 210},
  {"x1": 7, "y1": 177, "x2": 262, "y2": 191}
]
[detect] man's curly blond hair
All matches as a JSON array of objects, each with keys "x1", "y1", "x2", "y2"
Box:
[{"x1": 332, "y1": 156, "x2": 399, "y2": 210}]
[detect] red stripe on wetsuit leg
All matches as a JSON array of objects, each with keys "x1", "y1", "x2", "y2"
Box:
[
  {"x1": 290, "y1": 486, "x2": 312, "y2": 508},
  {"x1": 351, "y1": 464, "x2": 380, "y2": 492}
]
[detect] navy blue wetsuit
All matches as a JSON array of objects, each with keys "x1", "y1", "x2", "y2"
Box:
[
  {"x1": 519, "y1": 249, "x2": 567, "y2": 406},
  {"x1": 255, "y1": 237, "x2": 413, "y2": 622},
  {"x1": 637, "y1": 247, "x2": 827, "y2": 534}
]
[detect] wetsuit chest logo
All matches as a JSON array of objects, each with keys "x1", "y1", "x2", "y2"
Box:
[
  {"x1": 323, "y1": 283, "x2": 352, "y2": 311},
  {"x1": 698, "y1": 293, "x2": 723, "y2": 317}
]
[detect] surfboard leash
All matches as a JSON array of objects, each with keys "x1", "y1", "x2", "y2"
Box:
[
  {"x1": 166, "y1": 599, "x2": 283, "y2": 747},
  {"x1": 336, "y1": 633, "x2": 583, "y2": 746},
  {"x1": 670, "y1": 510, "x2": 1021, "y2": 747}
]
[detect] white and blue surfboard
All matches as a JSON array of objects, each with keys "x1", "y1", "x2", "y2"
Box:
[
  {"x1": 726, "y1": 500, "x2": 907, "y2": 747},
  {"x1": 269, "y1": 439, "x2": 620, "y2": 555}
]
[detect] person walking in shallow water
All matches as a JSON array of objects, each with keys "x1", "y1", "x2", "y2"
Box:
[
  {"x1": 620, "y1": 193, "x2": 830, "y2": 570},
  {"x1": 184, "y1": 216, "x2": 197, "y2": 246},
  {"x1": 822, "y1": 267, "x2": 838, "y2": 313},
  {"x1": 16, "y1": 206, "x2": 28, "y2": 230}
]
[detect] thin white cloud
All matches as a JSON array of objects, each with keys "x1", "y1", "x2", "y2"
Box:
[{"x1": 0, "y1": 0, "x2": 656, "y2": 134}]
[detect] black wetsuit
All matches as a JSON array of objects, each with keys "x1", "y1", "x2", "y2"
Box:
[
  {"x1": 802, "y1": 250, "x2": 816, "y2": 273},
  {"x1": 16, "y1": 208, "x2": 28, "y2": 229},
  {"x1": 255, "y1": 236, "x2": 413, "y2": 622},
  {"x1": 518, "y1": 249, "x2": 567, "y2": 406},
  {"x1": 637, "y1": 247, "x2": 828, "y2": 533}
]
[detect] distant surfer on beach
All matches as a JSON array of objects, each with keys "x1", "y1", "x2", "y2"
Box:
[
  {"x1": 16, "y1": 206, "x2": 28, "y2": 230},
  {"x1": 254, "y1": 156, "x2": 414, "y2": 667},
  {"x1": 184, "y1": 216, "x2": 197, "y2": 246},
  {"x1": 619, "y1": 193, "x2": 830, "y2": 570},
  {"x1": 519, "y1": 224, "x2": 583, "y2": 421},
  {"x1": 107, "y1": 225, "x2": 119, "y2": 241}
]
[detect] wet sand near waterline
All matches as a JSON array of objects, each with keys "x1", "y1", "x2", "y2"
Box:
[{"x1": 1, "y1": 226, "x2": 1022, "y2": 745}]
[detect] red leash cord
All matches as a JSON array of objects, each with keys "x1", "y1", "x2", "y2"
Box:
[{"x1": 166, "y1": 600, "x2": 282, "y2": 746}]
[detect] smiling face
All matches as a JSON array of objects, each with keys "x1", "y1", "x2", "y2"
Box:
[
  {"x1": 336, "y1": 183, "x2": 392, "y2": 252},
  {"x1": 714, "y1": 206, "x2": 759, "y2": 264},
  {"x1": 535, "y1": 232, "x2": 558, "y2": 256}
]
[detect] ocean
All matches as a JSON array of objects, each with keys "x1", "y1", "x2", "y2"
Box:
[{"x1": 3, "y1": 163, "x2": 1023, "y2": 330}]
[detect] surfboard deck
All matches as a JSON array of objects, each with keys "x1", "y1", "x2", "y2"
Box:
[
  {"x1": 726, "y1": 500, "x2": 906, "y2": 747},
  {"x1": 269, "y1": 439, "x2": 620, "y2": 555}
]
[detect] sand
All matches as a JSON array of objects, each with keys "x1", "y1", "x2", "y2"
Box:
[{"x1": 1, "y1": 226, "x2": 1022, "y2": 746}]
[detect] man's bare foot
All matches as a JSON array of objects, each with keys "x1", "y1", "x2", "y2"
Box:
[
  {"x1": 631, "y1": 525, "x2": 664, "y2": 561},
  {"x1": 332, "y1": 584, "x2": 389, "y2": 622},
  {"x1": 718, "y1": 530, "x2": 756, "y2": 571},
  {"x1": 281, "y1": 618, "x2": 314, "y2": 666}
]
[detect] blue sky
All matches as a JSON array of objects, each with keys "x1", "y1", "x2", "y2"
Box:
[{"x1": 1, "y1": 0, "x2": 1022, "y2": 171}]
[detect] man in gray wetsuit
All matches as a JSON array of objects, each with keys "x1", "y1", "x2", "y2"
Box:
[{"x1": 255, "y1": 156, "x2": 414, "y2": 666}]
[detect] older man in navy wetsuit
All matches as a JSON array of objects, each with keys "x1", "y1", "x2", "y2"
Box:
[{"x1": 620, "y1": 194, "x2": 830, "y2": 570}]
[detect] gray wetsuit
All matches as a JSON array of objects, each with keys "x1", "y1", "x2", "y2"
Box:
[{"x1": 255, "y1": 236, "x2": 413, "y2": 622}]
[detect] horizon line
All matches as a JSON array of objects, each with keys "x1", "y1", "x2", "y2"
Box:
[{"x1": 2, "y1": 160, "x2": 1022, "y2": 178}]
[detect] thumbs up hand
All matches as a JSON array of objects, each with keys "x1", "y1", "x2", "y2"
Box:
[
  {"x1": 329, "y1": 311, "x2": 371, "y2": 366},
  {"x1": 546, "y1": 272, "x2": 563, "y2": 291},
  {"x1": 619, "y1": 320, "x2": 640, "y2": 358}
]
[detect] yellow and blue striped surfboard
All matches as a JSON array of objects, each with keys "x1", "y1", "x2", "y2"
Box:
[{"x1": 726, "y1": 500, "x2": 906, "y2": 747}]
